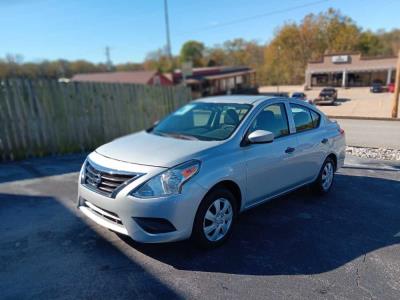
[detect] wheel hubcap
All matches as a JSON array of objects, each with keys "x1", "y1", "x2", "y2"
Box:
[
  {"x1": 203, "y1": 198, "x2": 233, "y2": 242},
  {"x1": 321, "y1": 162, "x2": 334, "y2": 190}
]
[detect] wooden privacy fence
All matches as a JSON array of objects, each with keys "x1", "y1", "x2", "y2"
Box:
[{"x1": 0, "y1": 79, "x2": 191, "y2": 161}]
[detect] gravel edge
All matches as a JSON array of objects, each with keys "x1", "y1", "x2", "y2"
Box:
[{"x1": 346, "y1": 146, "x2": 400, "y2": 161}]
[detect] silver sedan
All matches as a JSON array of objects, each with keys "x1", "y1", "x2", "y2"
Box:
[{"x1": 77, "y1": 95, "x2": 346, "y2": 247}]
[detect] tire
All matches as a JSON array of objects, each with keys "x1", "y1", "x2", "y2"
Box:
[
  {"x1": 312, "y1": 157, "x2": 335, "y2": 194},
  {"x1": 192, "y1": 188, "x2": 237, "y2": 248}
]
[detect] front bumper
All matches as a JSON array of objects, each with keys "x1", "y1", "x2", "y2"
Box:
[{"x1": 77, "y1": 154, "x2": 208, "y2": 243}]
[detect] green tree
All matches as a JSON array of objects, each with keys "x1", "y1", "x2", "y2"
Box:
[
  {"x1": 377, "y1": 29, "x2": 400, "y2": 56},
  {"x1": 115, "y1": 63, "x2": 143, "y2": 72},
  {"x1": 318, "y1": 8, "x2": 361, "y2": 53},
  {"x1": 262, "y1": 8, "x2": 363, "y2": 85},
  {"x1": 204, "y1": 47, "x2": 226, "y2": 66},
  {"x1": 357, "y1": 31, "x2": 384, "y2": 56},
  {"x1": 180, "y1": 40, "x2": 205, "y2": 67},
  {"x1": 143, "y1": 48, "x2": 175, "y2": 72}
]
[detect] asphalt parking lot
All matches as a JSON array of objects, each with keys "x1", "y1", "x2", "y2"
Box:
[{"x1": 1, "y1": 154, "x2": 399, "y2": 299}]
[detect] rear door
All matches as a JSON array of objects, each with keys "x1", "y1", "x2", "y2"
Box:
[{"x1": 288, "y1": 103, "x2": 327, "y2": 181}]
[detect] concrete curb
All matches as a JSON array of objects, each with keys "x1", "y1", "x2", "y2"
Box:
[
  {"x1": 344, "y1": 154, "x2": 400, "y2": 171},
  {"x1": 328, "y1": 115, "x2": 400, "y2": 121},
  {"x1": 343, "y1": 163, "x2": 400, "y2": 171}
]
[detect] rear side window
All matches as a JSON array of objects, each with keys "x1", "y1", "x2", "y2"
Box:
[
  {"x1": 310, "y1": 110, "x2": 321, "y2": 128},
  {"x1": 290, "y1": 104, "x2": 314, "y2": 132}
]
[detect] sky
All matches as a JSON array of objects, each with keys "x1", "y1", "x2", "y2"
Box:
[{"x1": 1, "y1": 0, "x2": 399, "y2": 64}]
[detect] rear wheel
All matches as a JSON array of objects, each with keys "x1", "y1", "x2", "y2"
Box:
[
  {"x1": 192, "y1": 188, "x2": 237, "y2": 248},
  {"x1": 312, "y1": 157, "x2": 335, "y2": 194}
]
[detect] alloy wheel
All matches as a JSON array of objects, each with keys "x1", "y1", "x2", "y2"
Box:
[
  {"x1": 321, "y1": 162, "x2": 334, "y2": 191},
  {"x1": 203, "y1": 198, "x2": 233, "y2": 242}
]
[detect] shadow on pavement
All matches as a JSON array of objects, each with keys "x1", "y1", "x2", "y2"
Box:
[
  {"x1": 335, "y1": 98, "x2": 350, "y2": 103},
  {"x1": 0, "y1": 193, "x2": 181, "y2": 299},
  {"x1": 1, "y1": 154, "x2": 399, "y2": 298},
  {"x1": 124, "y1": 174, "x2": 400, "y2": 276},
  {"x1": 0, "y1": 153, "x2": 86, "y2": 184},
  {"x1": 331, "y1": 98, "x2": 351, "y2": 106}
]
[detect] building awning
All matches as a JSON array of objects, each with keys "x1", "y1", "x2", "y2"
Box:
[
  {"x1": 306, "y1": 53, "x2": 397, "y2": 74},
  {"x1": 308, "y1": 67, "x2": 396, "y2": 74},
  {"x1": 185, "y1": 78, "x2": 201, "y2": 85},
  {"x1": 204, "y1": 70, "x2": 255, "y2": 80}
]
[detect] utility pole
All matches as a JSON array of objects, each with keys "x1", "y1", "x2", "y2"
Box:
[
  {"x1": 164, "y1": 0, "x2": 172, "y2": 60},
  {"x1": 105, "y1": 46, "x2": 113, "y2": 71},
  {"x1": 392, "y1": 50, "x2": 400, "y2": 118},
  {"x1": 277, "y1": 46, "x2": 281, "y2": 94}
]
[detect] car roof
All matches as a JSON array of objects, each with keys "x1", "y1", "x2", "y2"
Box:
[
  {"x1": 193, "y1": 95, "x2": 279, "y2": 105},
  {"x1": 192, "y1": 95, "x2": 325, "y2": 115}
]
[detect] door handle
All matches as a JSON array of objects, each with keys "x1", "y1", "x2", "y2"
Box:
[
  {"x1": 321, "y1": 138, "x2": 328, "y2": 144},
  {"x1": 285, "y1": 147, "x2": 295, "y2": 154}
]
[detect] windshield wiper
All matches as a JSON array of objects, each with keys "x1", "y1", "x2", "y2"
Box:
[{"x1": 168, "y1": 133, "x2": 199, "y2": 140}]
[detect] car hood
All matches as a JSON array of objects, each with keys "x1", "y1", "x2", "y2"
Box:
[{"x1": 96, "y1": 131, "x2": 222, "y2": 168}]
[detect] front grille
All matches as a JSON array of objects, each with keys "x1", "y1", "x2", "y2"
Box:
[{"x1": 84, "y1": 161, "x2": 142, "y2": 197}]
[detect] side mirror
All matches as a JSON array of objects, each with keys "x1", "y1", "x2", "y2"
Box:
[{"x1": 247, "y1": 130, "x2": 274, "y2": 144}]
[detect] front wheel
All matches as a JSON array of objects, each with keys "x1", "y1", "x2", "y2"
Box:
[
  {"x1": 192, "y1": 188, "x2": 237, "y2": 248},
  {"x1": 312, "y1": 157, "x2": 335, "y2": 194}
]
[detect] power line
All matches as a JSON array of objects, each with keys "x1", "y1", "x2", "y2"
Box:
[{"x1": 177, "y1": 0, "x2": 331, "y2": 36}]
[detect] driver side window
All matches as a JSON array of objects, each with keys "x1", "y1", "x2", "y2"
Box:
[{"x1": 249, "y1": 103, "x2": 289, "y2": 139}]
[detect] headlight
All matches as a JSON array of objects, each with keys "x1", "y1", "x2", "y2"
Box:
[
  {"x1": 131, "y1": 160, "x2": 201, "y2": 198},
  {"x1": 80, "y1": 159, "x2": 88, "y2": 184}
]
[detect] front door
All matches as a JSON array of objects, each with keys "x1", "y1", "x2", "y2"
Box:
[{"x1": 244, "y1": 102, "x2": 299, "y2": 206}]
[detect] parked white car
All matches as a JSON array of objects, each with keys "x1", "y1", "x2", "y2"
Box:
[{"x1": 77, "y1": 95, "x2": 346, "y2": 247}]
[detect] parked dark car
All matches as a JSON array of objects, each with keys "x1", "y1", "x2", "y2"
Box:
[
  {"x1": 314, "y1": 88, "x2": 338, "y2": 105},
  {"x1": 259, "y1": 92, "x2": 290, "y2": 97},
  {"x1": 292, "y1": 92, "x2": 314, "y2": 104},
  {"x1": 370, "y1": 82, "x2": 383, "y2": 93},
  {"x1": 291, "y1": 92, "x2": 306, "y2": 99}
]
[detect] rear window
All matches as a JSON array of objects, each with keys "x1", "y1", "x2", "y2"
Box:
[
  {"x1": 310, "y1": 110, "x2": 321, "y2": 128},
  {"x1": 193, "y1": 109, "x2": 212, "y2": 126},
  {"x1": 290, "y1": 104, "x2": 320, "y2": 132}
]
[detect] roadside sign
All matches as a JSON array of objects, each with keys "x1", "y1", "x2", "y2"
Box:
[
  {"x1": 332, "y1": 55, "x2": 350, "y2": 64},
  {"x1": 182, "y1": 61, "x2": 193, "y2": 77}
]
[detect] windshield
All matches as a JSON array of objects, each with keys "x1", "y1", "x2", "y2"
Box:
[{"x1": 150, "y1": 102, "x2": 252, "y2": 141}]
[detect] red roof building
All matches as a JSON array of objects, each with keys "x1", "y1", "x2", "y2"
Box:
[{"x1": 71, "y1": 71, "x2": 173, "y2": 86}]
